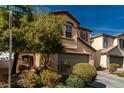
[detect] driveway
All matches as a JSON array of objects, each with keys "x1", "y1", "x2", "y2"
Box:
[{"x1": 90, "y1": 71, "x2": 124, "y2": 88}]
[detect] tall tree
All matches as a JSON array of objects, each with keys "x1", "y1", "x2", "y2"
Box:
[
  {"x1": 0, "y1": 6, "x2": 33, "y2": 74},
  {"x1": 19, "y1": 8, "x2": 65, "y2": 68},
  {"x1": 0, "y1": 7, "x2": 65, "y2": 73}
]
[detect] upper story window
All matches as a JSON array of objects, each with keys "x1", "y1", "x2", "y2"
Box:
[
  {"x1": 119, "y1": 39, "x2": 124, "y2": 48},
  {"x1": 66, "y1": 23, "x2": 73, "y2": 38},
  {"x1": 81, "y1": 32, "x2": 87, "y2": 41},
  {"x1": 103, "y1": 37, "x2": 108, "y2": 48}
]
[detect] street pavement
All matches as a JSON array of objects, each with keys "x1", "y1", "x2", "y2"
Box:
[{"x1": 90, "y1": 71, "x2": 124, "y2": 88}]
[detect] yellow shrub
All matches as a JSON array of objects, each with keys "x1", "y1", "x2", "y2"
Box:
[{"x1": 41, "y1": 69, "x2": 62, "y2": 87}]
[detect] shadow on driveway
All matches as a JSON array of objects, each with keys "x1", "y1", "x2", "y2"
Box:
[{"x1": 89, "y1": 81, "x2": 106, "y2": 88}]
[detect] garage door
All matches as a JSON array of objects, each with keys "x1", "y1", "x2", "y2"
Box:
[
  {"x1": 110, "y1": 55, "x2": 123, "y2": 68},
  {"x1": 58, "y1": 53, "x2": 89, "y2": 72}
]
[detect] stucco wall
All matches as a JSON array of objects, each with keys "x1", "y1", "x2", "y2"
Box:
[
  {"x1": 35, "y1": 53, "x2": 41, "y2": 67},
  {"x1": 61, "y1": 38, "x2": 77, "y2": 50},
  {"x1": 113, "y1": 35, "x2": 124, "y2": 46},
  {"x1": 76, "y1": 40, "x2": 95, "y2": 65},
  {"x1": 100, "y1": 55, "x2": 108, "y2": 68},
  {"x1": 60, "y1": 13, "x2": 78, "y2": 51},
  {"x1": 107, "y1": 37, "x2": 114, "y2": 48},
  {"x1": 79, "y1": 29, "x2": 90, "y2": 42},
  {"x1": 114, "y1": 38, "x2": 118, "y2": 46},
  {"x1": 91, "y1": 36, "x2": 103, "y2": 50},
  {"x1": 92, "y1": 36, "x2": 114, "y2": 50},
  {"x1": 35, "y1": 54, "x2": 58, "y2": 71},
  {"x1": 94, "y1": 51, "x2": 101, "y2": 68},
  {"x1": 16, "y1": 53, "x2": 35, "y2": 72}
]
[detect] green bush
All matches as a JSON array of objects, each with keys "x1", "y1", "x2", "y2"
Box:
[
  {"x1": 72, "y1": 63, "x2": 97, "y2": 83},
  {"x1": 109, "y1": 63, "x2": 119, "y2": 73},
  {"x1": 65, "y1": 74, "x2": 85, "y2": 88},
  {"x1": 40, "y1": 69, "x2": 62, "y2": 87},
  {"x1": 118, "y1": 71, "x2": 124, "y2": 77},
  {"x1": 16, "y1": 71, "x2": 43, "y2": 88}
]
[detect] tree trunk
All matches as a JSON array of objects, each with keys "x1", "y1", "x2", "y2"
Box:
[
  {"x1": 11, "y1": 53, "x2": 19, "y2": 74},
  {"x1": 42, "y1": 53, "x2": 51, "y2": 69}
]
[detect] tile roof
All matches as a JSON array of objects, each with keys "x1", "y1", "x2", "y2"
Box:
[
  {"x1": 91, "y1": 33, "x2": 115, "y2": 39},
  {"x1": 100, "y1": 45, "x2": 118, "y2": 54},
  {"x1": 50, "y1": 10, "x2": 80, "y2": 25}
]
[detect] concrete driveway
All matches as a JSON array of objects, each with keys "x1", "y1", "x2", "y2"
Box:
[{"x1": 90, "y1": 71, "x2": 124, "y2": 88}]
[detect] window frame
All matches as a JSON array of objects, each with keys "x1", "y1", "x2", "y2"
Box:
[
  {"x1": 119, "y1": 39, "x2": 124, "y2": 48},
  {"x1": 65, "y1": 22, "x2": 73, "y2": 38},
  {"x1": 103, "y1": 37, "x2": 109, "y2": 48},
  {"x1": 81, "y1": 32, "x2": 87, "y2": 41}
]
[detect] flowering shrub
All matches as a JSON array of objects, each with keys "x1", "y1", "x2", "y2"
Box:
[
  {"x1": 16, "y1": 71, "x2": 43, "y2": 88},
  {"x1": 41, "y1": 69, "x2": 62, "y2": 87}
]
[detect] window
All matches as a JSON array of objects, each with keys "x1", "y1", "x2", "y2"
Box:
[
  {"x1": 119, "y1": 39, "x2": 124, "y2": 48},
  {"x1": 22, "y1": 55, "x2": 33, "y2": 63},
  {"x1": 66, "y1": 23, "x2": 73, "y2": 38},
  {"x1": 103, "y1": 37, "x2": 108, "y2": 48},
  {"x1": 81, "y1": 32, "x2": 87, "y2": 41}
]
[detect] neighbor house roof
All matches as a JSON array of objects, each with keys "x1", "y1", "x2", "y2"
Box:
[
  {"x1": 91, "y1": 33, "x2": 115, "y2": 39},
  {"x1": 114, "y1": 33, "x2": 124, "y2": 37},
  {"x1": 50, "y1": 10, "x2": 80, "y2": 25},
  {"x1": 79, "y1": 26, "x2": 92, "y2": 32},
  {"x1": 78, "y1": 37, "x2": 96, "y2": 52},
  {"x1": 100, "y1": 45, "x2": 118, "y2": 54}
]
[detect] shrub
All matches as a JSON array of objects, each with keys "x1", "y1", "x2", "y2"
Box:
[
  {"x1": 18, "y1": 65, "x2": 30, "y2": 72},
  {"x1": 41, "y1": 69, "x2": 62, "y2": 87},
  {"x1": 72, "y1": 63, "x2": 97, "y2": 83},
  {"x1": 16, "y1": 71, "x2": 43, "y2": 88},
  {"x1": 0, "y1": 74, "x2": 8, "y2": 82},
  {"x1": 65, "y1": 74, "x2": 85, "y2": 88},
  {"x1": 109, "y1": 63, "x2": 119, "y2": 73},
  {"x1": 118, "y1": 71, "x2": 124, "y2": 77}
]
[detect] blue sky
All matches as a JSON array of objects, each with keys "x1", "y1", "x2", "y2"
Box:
[{"x1": 36, "y1": 5, "x2": 124, "y2": 35}]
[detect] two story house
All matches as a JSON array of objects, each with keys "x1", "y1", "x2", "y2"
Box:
[
  {"x1": 91, "y1": 33, "x2": 124, "y2": 68},
  {"x1": 16, "y1": 10, "x2": 96, "y2": 73}
]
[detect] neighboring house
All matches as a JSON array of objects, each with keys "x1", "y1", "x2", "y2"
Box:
[
  {"x1": 91, "y1": 33, "x2": 124, "y2": 68},
  {"x1": 0, "y1": 52, "x2": 14, "y2": 68},
  {"x1": 0, "y1": 52, "x2": 14, "y2": 75},
  {"x1": 16, "y1": 10, "x2": 96, "y2": 73}
]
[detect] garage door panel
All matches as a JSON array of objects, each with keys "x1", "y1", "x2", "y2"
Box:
[
  {"x1": 58, "y1": 53, "x2": 89, "y2": 72},
  {"x1": 59, "y1": 54, "x2": 89, "y2": 65},
  {"x1": 110, "y1": 56, "x2": 123, "y2": 68}
]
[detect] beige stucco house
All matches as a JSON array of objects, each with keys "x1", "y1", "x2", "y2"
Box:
[
  {"x1": 15, "y1": 10, "x2": 96, "y2": 73},
  {"x1": 91, "y1": 33, "x2": 124, "y2": 68}
]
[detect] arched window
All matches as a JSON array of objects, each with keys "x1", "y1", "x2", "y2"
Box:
[{"x1": 66, "y1": 22, "x2": 73, "y2": 38}]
